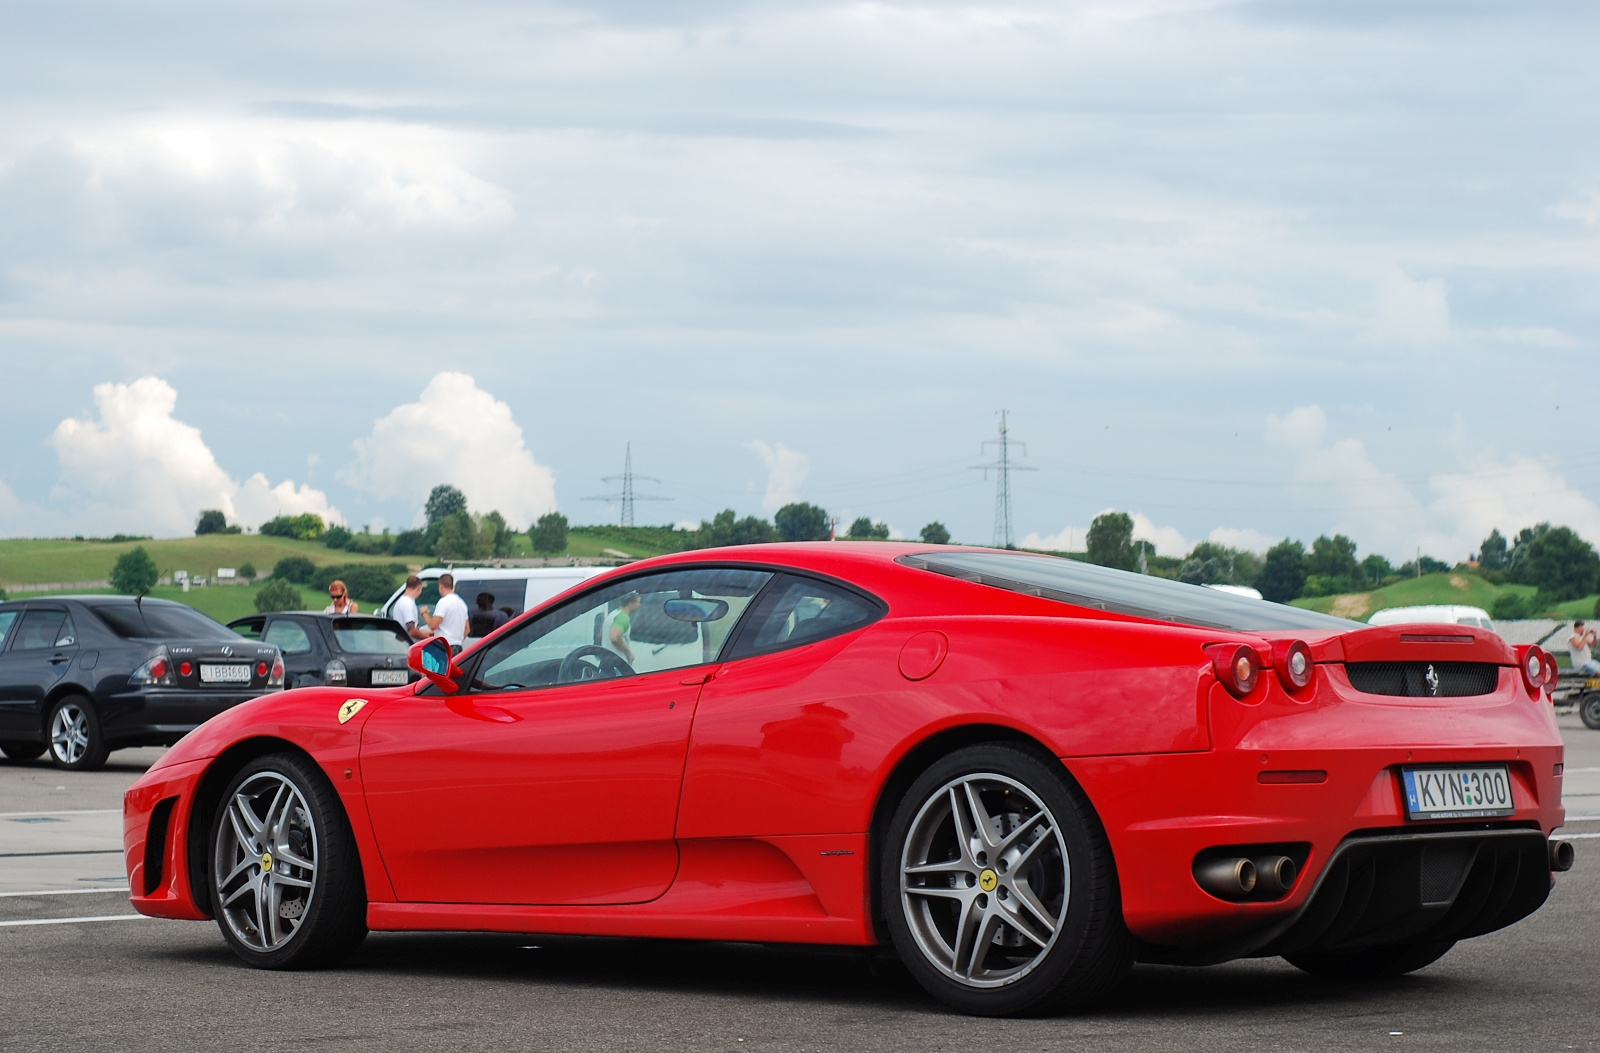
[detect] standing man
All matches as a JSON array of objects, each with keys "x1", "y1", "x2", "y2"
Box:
[
  {"x1": 600, "y1": 591, "x2": 643, "y2": 665},
  {"x1": 424, "y1": 573, "x2": 470, "y2": 654},
  {"x1": 391, "y1": 576, "x2": 429, "y2": 641},
  {"x1": 1571, "y1": 620, "x2": 1600, "y2": 675}
]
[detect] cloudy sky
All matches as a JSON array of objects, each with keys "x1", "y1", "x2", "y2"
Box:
[{"x1": 1, "y1": 0, "x2": 1597, "y2": 562}]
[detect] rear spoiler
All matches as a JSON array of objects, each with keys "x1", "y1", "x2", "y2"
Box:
[{"x1": 1314, "y1": 623, "x2": 1516, "y2": 665}]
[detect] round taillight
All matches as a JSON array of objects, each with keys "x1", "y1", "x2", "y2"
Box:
[
  {"x1": 257, "y1": 661, "x2": 268, "y2": 676},
  {"x1": 1274, "y1": 640, "x2": 1315, "y2": 692},
  {"x1": 149, "y1": 659, "x2": 168, "y2": 680},
  {"x1": 1543, "y1": 651, "x2": 1559, "y2": 687},
  {"x1": 179, "y1": 661, "x2": 192, "y2": 677},
  {"x1": 1519, "y1": 646, "x2": 1548, "y2": 694},
  {"x1": 1210, "y1": 644, "x2": 1260, "y2": 699}
]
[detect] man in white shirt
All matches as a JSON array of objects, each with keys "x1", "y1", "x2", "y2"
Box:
[
  {"x1": 424, "y1": 573, "x2": 470, "y2": 654},
  {"x1": 391, "y1": 576, "x2": 428, "y2": 641},
  {"x1": 1571, "y1": 620, "x2": 1599, "y2": 675}
]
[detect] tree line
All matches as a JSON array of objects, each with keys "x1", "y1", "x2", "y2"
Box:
[{"x1": 1076, "y1": 511, "x2": 1600, "y2": 611}]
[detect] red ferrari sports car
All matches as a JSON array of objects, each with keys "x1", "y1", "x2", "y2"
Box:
[{"x1": 123, "y1": 543, "x2": 1574, "y2": 1016}]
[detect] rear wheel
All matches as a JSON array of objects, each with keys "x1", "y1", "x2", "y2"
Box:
[
  {"x1": 1286, "y1": 939, "x2": 1456, "y2": 980},
  {"x1": 0, "y1": 741, "x2": 46, "y2": 761},
  {"x1": 882, "y1": 743, "x2": 1133, "y2": 1016},
  {"x1": 47, "y1": 696, "x2": 109, "y2": 771},
  {"x1": 1581, "y1": 693, "x2": 1600, "y2": 730},
  {"x1": 210, "y1": 752, "x2": 367, "y2": 969}
]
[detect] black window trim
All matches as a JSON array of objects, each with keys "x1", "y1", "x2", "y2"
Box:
[{"x1": 451, "y1": 560, "x2": 887, "y2": 694}]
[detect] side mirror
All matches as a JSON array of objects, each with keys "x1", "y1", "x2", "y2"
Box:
[
  {"x1": 408, "y1": 637, "x2": 463, "y2": 694},
  {"x1": 663, "y1": 598, "x2": 730, "y2": 623}
]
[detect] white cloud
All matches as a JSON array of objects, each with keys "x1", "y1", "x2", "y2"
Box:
[
  {"x1": 1206, "y1": 527, "x2": 1278, "y2": 554},
  {"x1": 344, "y1": 372, "x2": 556, "y2": 529},
  {"x1": 1368, "y1": 266, "x2": 1451, "y2": 347},
  {"x1": 234, "y1": 474, "x2": 343, "y2": 529},
  {"x1": 1264, "y1": 403, "x2": 1600, "y2": 561},
  {"x1": 1022, "y1": 510, "x2": 1190, "y2": 557},
  {"x1": 48, "y1": 376, "x2": 338, "y2": 535},
  {"x1": 746, "y1": 440, "x2": 809, "y2": 513}
]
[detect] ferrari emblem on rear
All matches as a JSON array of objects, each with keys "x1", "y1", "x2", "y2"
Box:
[
  {"x1": 979, "y1": 868, "x2": 999, "y2": 892},
  {"x1": 338, "y1": 698, "x2": 369, "y2": 724},
  {"x1": 1424, "y1": 665, "x2": 1440, "y2": 697}
]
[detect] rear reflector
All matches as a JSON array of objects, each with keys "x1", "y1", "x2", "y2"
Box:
[{"x1": 1258, "y1": 770, "x2": 1327, "y2": 784}]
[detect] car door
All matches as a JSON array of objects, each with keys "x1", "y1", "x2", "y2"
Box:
[
  {"x1": 262, "y1": 617, "x2": 319, "y2": 687},
  {"x1": 360, "y1": 566, "x2": 772, "y2": 905},
  {"x1": 0, "y1": 607, "x2": 78, "y2": 737}
]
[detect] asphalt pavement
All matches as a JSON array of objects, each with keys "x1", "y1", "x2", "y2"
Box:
[{"x1": 2, "y1": 727, "x2": 1597, "y2": 1053}]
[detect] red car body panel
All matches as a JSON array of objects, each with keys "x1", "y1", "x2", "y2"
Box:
[{"x1": 125, "y1": 542, "x2": 1566, "y2": 957}]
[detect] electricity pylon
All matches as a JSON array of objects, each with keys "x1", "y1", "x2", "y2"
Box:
[
  {"x1": 584, "y1": 442, "x2": 669, "y2": 527},
  {"x1": 971, "y1": 411, "x2": 1035, "y2": 549}
]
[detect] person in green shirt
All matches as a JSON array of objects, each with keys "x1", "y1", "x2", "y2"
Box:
[{"x1": 602, "y1": 591, "x2": 643, "y2": 664}]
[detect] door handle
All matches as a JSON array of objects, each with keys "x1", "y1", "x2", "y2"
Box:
[{"x1": 48, "y1": 653, "x2": 70, "y2": 665}]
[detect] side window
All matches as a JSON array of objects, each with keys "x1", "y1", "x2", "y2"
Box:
[
  {"x1": 54, "y1": 615, "x2": 77, "y2": 647},
  {"x1": 468, "y1": 567, "x2": 773, "y2": 692},
  {"x1": 14, "y1": 610, "x2": 69, "y2": 651},
  {"x1": 0, "y1": 611, "x2": 17, "y2": 648},
  {"x1": 231, "y1": 618, "x2": 266, "y2": 641},
  {"x1": 728, "y1": 574, "x2": 884, "y2": 659},
  {"x1": 263, "y1": 620, "x2": 314, "y2": 655}
]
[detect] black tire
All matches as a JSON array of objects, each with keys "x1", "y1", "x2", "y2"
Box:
[
  {"x1": 0, "y1": 741, "x2": 47, "y2": 761},
  {"x1": 1286, "y1": 939, "x2": 1456, "y2": 980},
  {"x1": 46, "y1": 696, "x2": 109, "y2": 771},
  {"x1": 209, "y1": 752, "x2": 367, "y2": 969},
  {"x1": 881, "y1": 743, "x2": 1134, "y2": 1016},
  {"x1": 1581, "y1": 693, "x2": 1600, "y2": 731}
]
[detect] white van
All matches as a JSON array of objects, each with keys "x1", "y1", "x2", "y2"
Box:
[
  {"x1": 377, "y1": 566, "x2": 608, "y2": 642},
  {"x1": 1366, "y1": 605, "x2": 1496, "y2": 632}
]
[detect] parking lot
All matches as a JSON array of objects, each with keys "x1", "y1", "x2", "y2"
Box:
[{"x1": 2, "y1": 720, "x2": 1596, "y2": 1053}]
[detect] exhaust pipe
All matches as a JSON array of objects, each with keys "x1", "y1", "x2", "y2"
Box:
[
  {"x1": 1550, "y1": 839, "x2": 1575, "y2": 873},
  {"x1": 1195, "y1": 857, "x2": 1257, "y2": 899},
  {"x1": 1254, "y1": 855, "x2": 1299, "y2": 895}
]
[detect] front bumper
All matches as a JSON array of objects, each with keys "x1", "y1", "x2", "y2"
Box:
[{"x1": 123, "y1": 757, "x2": 211, "y2": 920}]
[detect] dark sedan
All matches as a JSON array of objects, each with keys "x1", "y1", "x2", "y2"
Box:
[
  {"x1": 0, "y1": 596, "x2": 283, "y2": 770},
  {"x1": 225, "y1": 613, "x2": 418, "y2": 691}
]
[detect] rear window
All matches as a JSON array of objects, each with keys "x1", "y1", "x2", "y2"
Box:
[
  {"x1": 902, "y1": 551, "x2": 1359, "y2": 632},
  {"x1": 90, "y1": 602, "x2": 238, "y2": 641},
  {"x1": 332, "y1": 619, "x2": 411, "y2": 654}
]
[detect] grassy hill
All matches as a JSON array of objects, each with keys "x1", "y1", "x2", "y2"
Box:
[
  {"x1": 1289, "y1": 571, "x2": 1599, "y2": 622},
  {"x1": 0, "y1": 535, "x2": 402, "y2": 588}
]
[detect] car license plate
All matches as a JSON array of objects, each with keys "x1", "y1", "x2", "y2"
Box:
[
  {"x1": 370, "y1": 670, "x2": 409, "y2": 686},
  {"x1": 1401, "y1": 766, "x2": 1514, "y2": 821},
  {"x1": 200, "y1": 663, "x2": 252, "y2": 684}
]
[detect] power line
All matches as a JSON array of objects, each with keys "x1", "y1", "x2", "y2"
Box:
[
  {"x1": 973, "y1": 410, "x2": 1036, "y2": 549},
  {"x1": 583, "y1": 442, "x2": 670, "y2": 527}
]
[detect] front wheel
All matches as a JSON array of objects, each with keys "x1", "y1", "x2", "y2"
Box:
[
  {"x1": 1286, "y1": 939, "x2": 1456, "y2": 980},
  {"x1": 882, "y1": 743, "x2": 1133, "y2": 1016},
  {"x1": 1581, "y1": 693, "x2": 1600, "y2": 730},
  {"x1": 48, "y1": 696, "x2": 108, "y2": 771},
  {"x1": 210, "y1": 752, "x2": 367, "y2": 969}
]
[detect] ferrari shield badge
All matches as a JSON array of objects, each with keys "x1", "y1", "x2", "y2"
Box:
[{"x1": 338, "y1": 698, "x2": 369, "y2": 724}]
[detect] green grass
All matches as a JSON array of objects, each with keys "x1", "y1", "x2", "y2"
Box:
[
  {"x1": 10, "y1": 582, "x2": 335, "y2": 624},
  {"x1": 0, "y1": 535, "x2": 405, "y2": 588},
  {"x1": 1289, "y1": 571, "x2": 1598, "y2": 622}
]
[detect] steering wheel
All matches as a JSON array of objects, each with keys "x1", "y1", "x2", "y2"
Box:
[{"x1": 557, "y1": 646, "x2": 633, "y2": 684}]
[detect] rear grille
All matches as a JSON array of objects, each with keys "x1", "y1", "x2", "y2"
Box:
[{"x1": 1345, "y1": 661, "x2": 1500, "y2": 697}]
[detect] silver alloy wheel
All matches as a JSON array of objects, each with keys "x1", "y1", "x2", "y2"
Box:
[
  {"x1": 49, "y1": 702, "x2": 91, "y2": 765},
  {"x1": 900, "y1": 772, "x2": 1070, "y2": 988},
  {"x1": 214, "y1": 771, "x2": 319, "y2": 952}
]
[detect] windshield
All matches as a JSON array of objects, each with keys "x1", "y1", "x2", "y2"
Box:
[
  {"x1": 902, "y1": 551, "x2": 1360, "y2": 632},
  {"x1": 90, "y1": 601, "x2": 239, "y2": 641},
  {"x1": 332, "y1": 619, "x2": 411, "y2": 654}
]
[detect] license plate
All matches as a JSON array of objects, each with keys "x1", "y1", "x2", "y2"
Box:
[
  {"x1": 200, "y1": 663, "x2": 252, "y2": 684},
  {"x1": 1401, "y1": 766, "x2": 1515, "y2": 820},
  {"x1": 370, "y1": 669, "x2": 409, "y2": 686}
]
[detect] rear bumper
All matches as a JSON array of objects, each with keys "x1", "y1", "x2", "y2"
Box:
[
  {"x1": 1073, "y1": 679, "x2": 1566, "y2": 955},
  {"x1": 101, "y1": 688, "x2": 276, "y2": 746}
]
